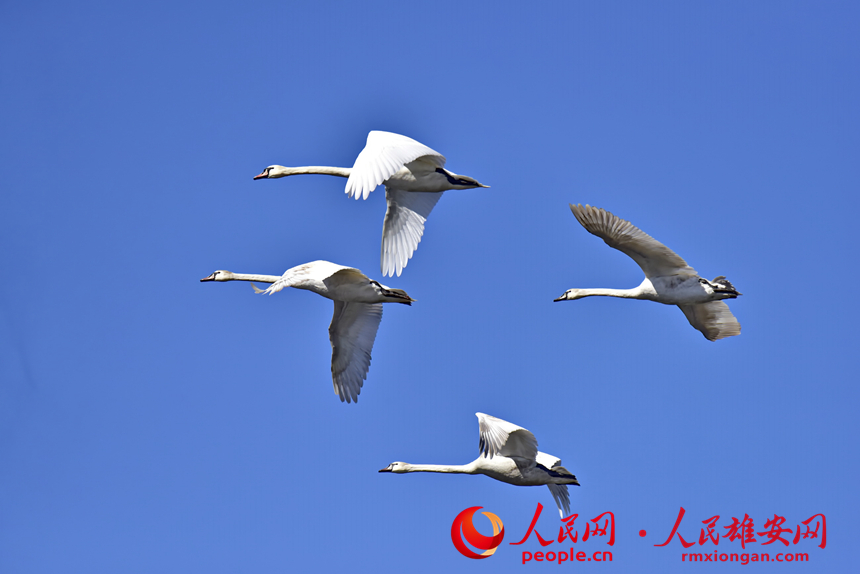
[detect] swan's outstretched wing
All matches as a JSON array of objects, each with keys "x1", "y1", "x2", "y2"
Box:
[
  {"x1": 259, "y1": 273, "x2": 301, "y2": 295},
  {"x1": 570, "y1": 204, "x2": 698, "y2": 278},
  {"x1": 476, "y1": 413, "x2": 538, "y2": 463},
  {"x1": 329, "y1": 301, "x2": 383, "y2": 403},
  {"x1": 678, "y1": 301, "x2": 741, "y2": 341},
  {"x1": 380, "y1": 189, "x2": 444, "y2": 277},
  {"x1": 547, "y1": 485, "x2": 571, "y2": 519},
  {"x1": 345, "y1": 131, "x2": 446, "y2": 200}
]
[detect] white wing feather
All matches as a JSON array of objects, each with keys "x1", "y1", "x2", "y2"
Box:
[
  {"x1": 679, "y1": 301, "x2": 741, "y2": 341},
  {"x1": 259, "y1": 273, "x2": 299, "y2": 295},
  {"x1": 329, "y1": 301, "x2": 383, "y2": 403},
  {"x1": 570, "y1": 204, "x2": 697, "y2": 278},
  {"x1": 476, "y1": 413, "x2": 538, "y2": 463},
  {"x1": 345, "y1": 131, "x2": 446, "y2": 200},
  {"x1": 381, "y1": 189, "x2": 444, "y2": 277}
]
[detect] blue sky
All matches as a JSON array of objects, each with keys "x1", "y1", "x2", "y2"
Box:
[{"x1": 2, "y1": 1, "x2": 858, "y2": 572}]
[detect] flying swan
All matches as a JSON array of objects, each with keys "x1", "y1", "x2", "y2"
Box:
[
  {"x1": 379, "y1": 413, "x2": 579, "y2": 518},
  {"x1": 254, "y1": 130, "x2": 488, "y2": 277},
  {"x1": 555, "y1": 204, "x2": 742, "y2": 341},
  {"x1": 201, "y1": 260, "x2": 413, "y2": 403}
]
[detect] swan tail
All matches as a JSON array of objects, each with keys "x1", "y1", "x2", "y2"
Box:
[
  {"x1": 384, "y1": 287, "x2": 414, "y2": 305},
  {"x1": 369, "y1": 281, "x2": 414, "y2": 305},
  {"x1": 710, "y1": 276, "x2": 741, "y2": 298}
]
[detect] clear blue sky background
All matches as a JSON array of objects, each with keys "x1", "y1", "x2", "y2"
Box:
[{"x1": 2, "y1": 1, "x2": 858, "y2": 572}]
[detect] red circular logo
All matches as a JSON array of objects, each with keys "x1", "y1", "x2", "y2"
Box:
[{"x1": 451, "y1": 506, "x2": 505, "y2": 559}]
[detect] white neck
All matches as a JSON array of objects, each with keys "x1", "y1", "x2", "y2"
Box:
[
  {"x1": 576, "y1": 279, "x2": 656, "y2": 300},
  {"x1": 577, "y1": 287, "x2": 645, "y2": 299},
  {"x1": 399, "y1": 461, "x2": 478, "y2": 474},
  {"x1": 224, "y1": 273, "x2": 281, "y2": 284},
  {"x1": 269, "y1": 166, "x2": 351, "y2": 178}
]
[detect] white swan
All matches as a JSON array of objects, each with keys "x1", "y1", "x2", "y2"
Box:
[
  {"x1": 379, "y1": 413, "x2": 579, "y2": 518},
  {"x1": 254, "y1": 130, "x2": 488, "y2": 277},
  {"x1": 201, "y1": 261, "x2": 413, "y2": 403},
  {"x1": 555, "y1": 204, "x2": 742, "y2": 341}
]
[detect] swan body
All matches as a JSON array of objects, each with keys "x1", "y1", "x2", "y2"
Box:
[
  {"x1": 380, "y1": 413, "x2": 579, "y2": 518},
  {"x1": 201, "y1": 261, "x2": 413, "y2": 403},
  {"x1": 555, "y1": 204, "x2": 741, "y2": 341},
  {"x1": 254, "y1": 130, "x2": 488, "y2": 277}
]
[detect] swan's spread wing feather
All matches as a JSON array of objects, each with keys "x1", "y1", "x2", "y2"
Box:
[
  {"x1": 381, "y1": 189, "x2": 444, "y2": 277},
  {"x1": 476, "y1": 413, "x2": 538, "y2": 463},
  {"x1": 570, "y1": 204, "x2": 697, "y2": 278},
  {"x1": 345, "y1": 131, "x2": 446, "y2": 200},
  {"x1": 260, "y1": 273, "x2": 300, "y2": 295},
  {"x1": 547, "y1": 484, "x2": 571, "y2": 518},
  {"x1": 329, "y1": 301, "x2": 383, "y2": 403},
  {"x1": 678, "y1": 301, "x2": 741, "y2": 341}
]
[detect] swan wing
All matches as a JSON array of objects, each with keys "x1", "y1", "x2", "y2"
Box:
[
  {"x1": 345, "y1": 131, "x2": 446, "y2": 200},
  {"x1": 569, "y1": 204, "x2": 697, "y2": 278},
  {"x1": 678, "y1": 301, "x2": 741, "y2": 341},
  {"x1": 329, "y1": 301, "x2": 383, "y2": 403},
  {"x1": 547, "y1": 484, "x2": 571, "y2": 519},
  {"x1": 476, "y1": 413, "x2": 538, "y2": 463},
  {"x1": 259, "y1": 271, "x2": 303, "y2": 295},
  {"x1": 381, "y1": 189, "x2": 444, "y2": 277},
  {"x1": 258, "y1": 261, "x2": 351, "y2": 295}
]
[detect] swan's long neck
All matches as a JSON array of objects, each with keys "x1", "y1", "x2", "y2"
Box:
[
  {"x1": 577, "y1": 287, "x2": 646, "y2": 299},
  {"x1": 567, "y1": 279, "x2": 657, "y2": 301},
  {"x1": 224, "y1": 273, "x2": 281, "y2": 284},
  {"x1": 400, "y1": 462, "x2": 478, "y2": 474},
  {"x1": 270, "y1": 166, "x2": 351, "y2": 178}
]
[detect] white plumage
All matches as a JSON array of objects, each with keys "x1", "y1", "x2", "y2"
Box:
[
  {"x1": 380, "y1": 413, "x2": 579, "y2": 518},
  {"x1": 254, "y1": 131, "x2": 487, "y2": 277},
  {"x1": 555, "y1": 204, "x2": 742, "y2": 341},
  {"x1": 201, "y1": 261, "x2": 413, "y2": 403}
]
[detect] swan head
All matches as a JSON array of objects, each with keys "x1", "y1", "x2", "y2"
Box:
[
  {"x1": 200, "y1": 270, "x2": 235, "y2": 282},
  {"x1": 253, "y1": 165, "x2": 287, "y2": 180},
  {"x1": 554, "y1": 289, "x2": 586, "y2": 302},
  {"x1": 379, "y1": 462, "x2": 410, "y2": 473}
]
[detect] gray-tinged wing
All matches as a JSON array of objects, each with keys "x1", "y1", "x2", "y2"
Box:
[
  {"x1": 329, "y1": 301, "x2": 383, "y2": 403},
  {"x1": 570, "y1": 204, "x2": 697, "y2": 278},
  {"x1": 345, "y1": 131, "x2": 446, "y2": 200},
  {"x1": 476, "y1": 413, "x2": 538, "y2": 464},
  {"x1": 678, "y1": 301, "x2": 741, "y2": 341},
  {"x1": 381, "y1": 189, "x2": 444, "y2": 277},
  {"x1": 547, "y1": 484, "x2": 571, "y2": 518}
]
